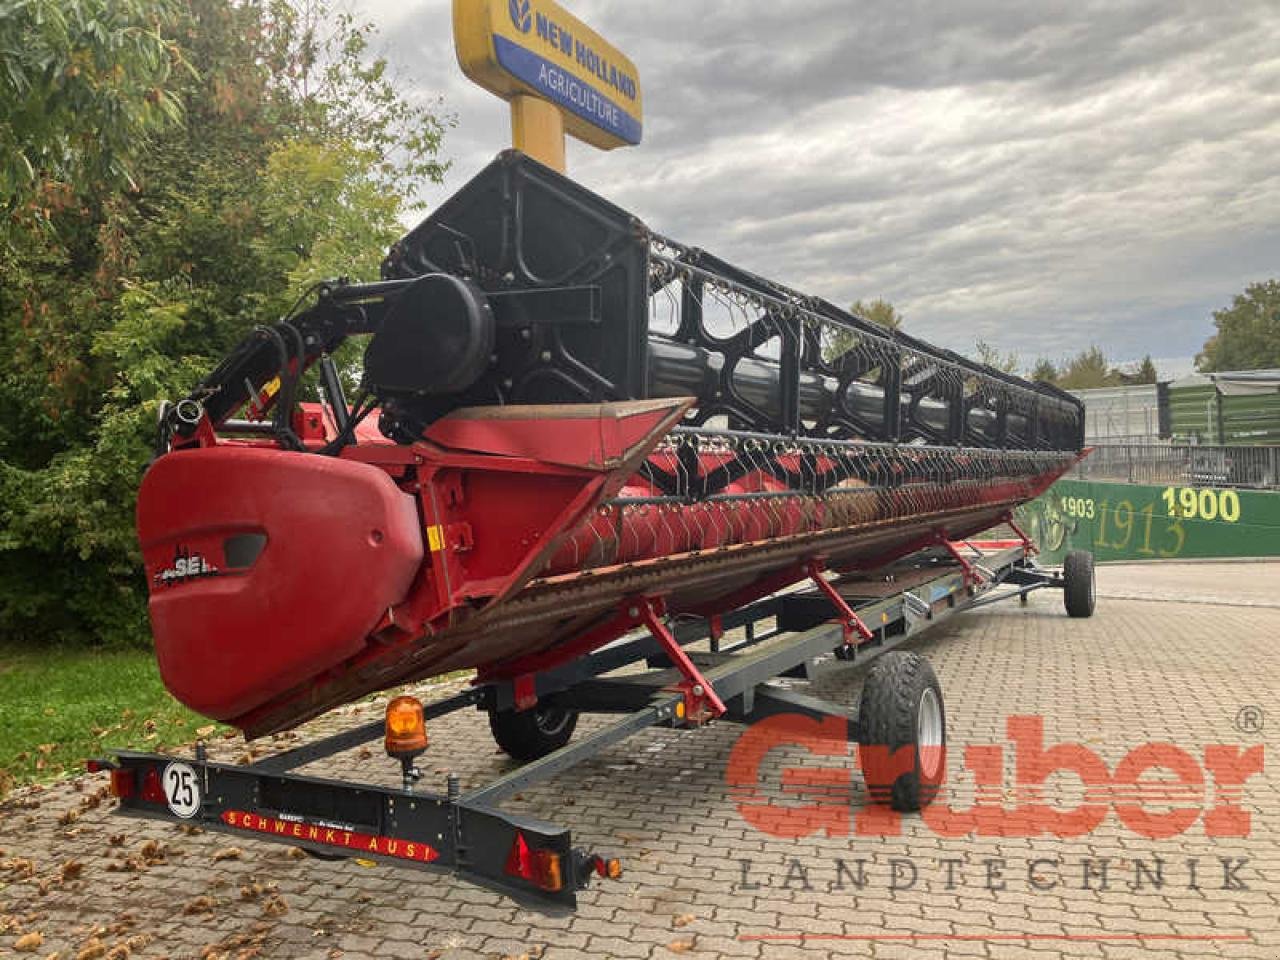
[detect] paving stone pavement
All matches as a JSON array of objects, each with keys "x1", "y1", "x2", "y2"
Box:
[{"x1": 1, "y1": 562, "x2": 1277, "y2": 959}]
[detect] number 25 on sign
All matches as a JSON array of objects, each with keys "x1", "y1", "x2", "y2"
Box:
[{"x1": 1161, "y1": 487, "x2": 1242, "y2": 523}]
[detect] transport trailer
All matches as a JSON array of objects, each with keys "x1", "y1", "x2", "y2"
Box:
[{"x1": 93, "y1": 537, "x2": 1096, "y2": 908}]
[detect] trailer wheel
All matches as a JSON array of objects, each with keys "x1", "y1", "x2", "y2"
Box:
[
  {"x1": 489, "y1": 705, "x2": 579, "y2": 762},
  {"x1": 1063, "y1": 550, "x2": 1095, "y2": 618},
  {"x1": 857, "y1": 651, "x2": 945, "y2": 812}
]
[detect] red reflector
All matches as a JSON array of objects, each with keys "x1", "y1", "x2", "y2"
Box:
[
  {"x1": 85, "y1": 759, "x2": 105, "y2": 773},
  {"x1": 504, "y1": 832, "x2": 563, "y2": 892},
  {"x1": 140, "y1": 767, "x2": 165, "y2": 804},
  {"x1": 594, "y1": 856, "x2": 622, "y2": 880},
  {"x1": 109, "y1": 769, "x2": 136, "y2": 799}
]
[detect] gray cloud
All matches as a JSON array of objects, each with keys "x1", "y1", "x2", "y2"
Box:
[{"x1": 359, "y1": 0, "x2": 1280, "y2": 373}]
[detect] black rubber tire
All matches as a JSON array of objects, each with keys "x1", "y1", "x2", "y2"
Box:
[
  {"x1": 488, "y1": 705, "x2": 579, "y2": 763},
  {"x1": 1063, "y1": 549, "x2": 1096, "y2": 618},
  {"x1": 857, "y1": 651, "x2": 946, "y2": 812}
]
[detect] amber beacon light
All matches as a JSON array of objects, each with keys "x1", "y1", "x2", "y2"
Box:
[{"x1": 384, "y1": 696, "x2": 428, "y2": 758}]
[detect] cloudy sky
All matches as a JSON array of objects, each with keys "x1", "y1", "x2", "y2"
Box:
[{"x1": 358, "y1": 0, "x2": 1280, "y2": 375}]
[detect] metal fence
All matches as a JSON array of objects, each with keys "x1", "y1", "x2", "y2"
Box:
[{"x1": 1073, "y1": 443, "x2": 1280, "y2": 490}]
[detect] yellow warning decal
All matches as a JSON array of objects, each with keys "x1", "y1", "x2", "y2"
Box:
[{"x1": 426, "y1": 525, "x2": 446, "y2": 553}]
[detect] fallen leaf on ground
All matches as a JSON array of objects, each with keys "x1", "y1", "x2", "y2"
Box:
[
  {"x1": 138, "y1": 840, "x2": 169, "y2": 864},
  {"x1": 76, "y1": 941, "x2": 106, "y2": 960},
  {"x1": 2, "y1": 858, "x2": 36, "y2": 878},
  {"x1": 212, "y1": 847, "x2": 242, "y2": 862},
  {"x1": 14, "y1": 931, "x2": 44, "y2": 952},
  {"x1": 102, "y1": 918, "x2": 135, "y2": 938},
  {"x1": 673, "y1": 914, "x2": 695, "y2": 928},
  {"x1": 60, "y1": 861, "x2": 84, "y2": 882},
  {"x1": 261, "y1": 896, "x2": 288, "y2": 918},
  {"x1": 666, "y1": 940, "x2": 695, "y2": 954},
  {"x1": 196, "y1": 725, "x2": 217, "y2": 738},
  {"x1": 183, "y1": 897, "x2": 215, "y2": 915}
]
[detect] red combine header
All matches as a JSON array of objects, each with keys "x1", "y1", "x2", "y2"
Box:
[{"x1": 102, "y1": 152, "x2": 1092, "y2": 906}]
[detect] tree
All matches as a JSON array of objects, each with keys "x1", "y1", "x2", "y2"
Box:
[
  {"x1": 1056, "y1": 346, "x2": 1119, "y2": 390},
  {"x1": 1196, "y1": 280, "x2": 1280, "y2": 372},
  {"x1": 0, "y1": 0, "x2": 449, "y2": 647},
  {"x1": 850, "y1": 298, "x2": 903, "y2": 330},
  {"x1": 1030, "y1": 358, "x2": 1058, "y2": 383},
  {"x1": 1135, "y1": 355, "x2": 1158, "y2": 384},
  {"x1": 0, "y1": 0, "x2": 184, "y2": 209},
  {"x1": 973, "y1": 339, "x2": 1019, "y2": 374}
]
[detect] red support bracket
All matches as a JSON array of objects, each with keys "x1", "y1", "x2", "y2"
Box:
[
  {"x1": 636, "y1": 598, "x2": 727, "y2": 724},
  {"x1": 1002, "y1": 511, "x2": 1039, "y2": 557},
  {"x1": 804, "y1": 559, "x2": 875, "y2": 646},
  {"x1": 935, "y1": 535, "x2": 984, "y2": 589},
  {"x1": 708, "y1": 614, "x2": 724, "y2": 653}
]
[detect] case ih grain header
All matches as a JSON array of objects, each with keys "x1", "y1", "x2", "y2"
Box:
[{"x1": 95, "y1": 152, "x2": 1094, "y2": 906}]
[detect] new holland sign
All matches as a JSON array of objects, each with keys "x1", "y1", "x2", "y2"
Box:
[{"x1": 454, "y1": 0, "x2": 643, "y2": 151}]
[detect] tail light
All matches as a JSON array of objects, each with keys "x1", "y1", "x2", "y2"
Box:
[
  {"x1": 109, "y1": 769, "x2": 136, "y2": 799},
  {"x1": 598, "y1": 856, "x2": 622, "y2": 880},
  {"x1": 504, "y1": 832, "x2": 563, "y2": 892},
  {"x1": 140, "y1": 767, "x2": 166, "y2": 804}
]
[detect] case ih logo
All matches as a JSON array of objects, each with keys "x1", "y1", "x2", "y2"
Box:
[
  {"x1": 509, "y1": 0, "x2": 532, "y2": 33},
  {"x1": 154, "y1": 546, "x2": 218, "y2": 587},
  {"x1": 728, "y1": 715, "x2": 1265, "y2": 841}
]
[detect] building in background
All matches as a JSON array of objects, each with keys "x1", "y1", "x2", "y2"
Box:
[{"x1": 1070, "y1": 384, "x2": 1164, "y2": 443}]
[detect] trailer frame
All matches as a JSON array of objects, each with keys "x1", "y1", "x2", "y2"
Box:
[{"x1": 94, "y1": 538, "x2": 1087, "y2": 909}]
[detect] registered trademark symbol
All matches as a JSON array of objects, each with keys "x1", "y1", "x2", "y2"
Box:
[{"x1": 1234, "y1": 705, "x2": 1265, "y2": 735}]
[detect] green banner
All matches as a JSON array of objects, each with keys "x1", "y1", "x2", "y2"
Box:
[{"x1": 1015, "y1": 479, "x2": 1280, "y2": 564}]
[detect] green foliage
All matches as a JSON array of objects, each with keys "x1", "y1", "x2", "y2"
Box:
[
  {"x1": 850, "y1": 297, "x2": 903, "y2": 330},
  {"x1": 973, "y1": 339, "x2": 1019, "y2": 374},
  {"x1": 0, "y1": 0, "x2": 184, "y2": 207},
  {"x1": 1057, "y1": 346, "x2": 1121, "y2": 390},
  {"x1": 1135, "y1": 355, "x2": 1158, "y2": 384},
  {"x1": 1030, "y1": 357, "x2": 1058, "y2": 383},
  {"x1": 1197, "y1": 280, "x2": 1280, "y2": 372},
  {"x1": 267, "y1": 1, "x2": 452, "y2": 207},
  {"x1": 0, "y1": 641, "x2": 224, "y2": 795},
  {"x1": 0, "y1": 0, "x2": 448, "y2": 648},
  {"x1": 823, "y1": 297, "x2": 902, "y2": 363}
]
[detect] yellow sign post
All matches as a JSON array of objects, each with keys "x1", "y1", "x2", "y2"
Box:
[{"x1": 453, "y1": 0, "x2": 643, "y2": 171}]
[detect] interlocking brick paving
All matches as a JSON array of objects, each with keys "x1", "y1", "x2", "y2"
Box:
[{"x1": 1, "y1": 562, "x2": 1275, "y2": 959}]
